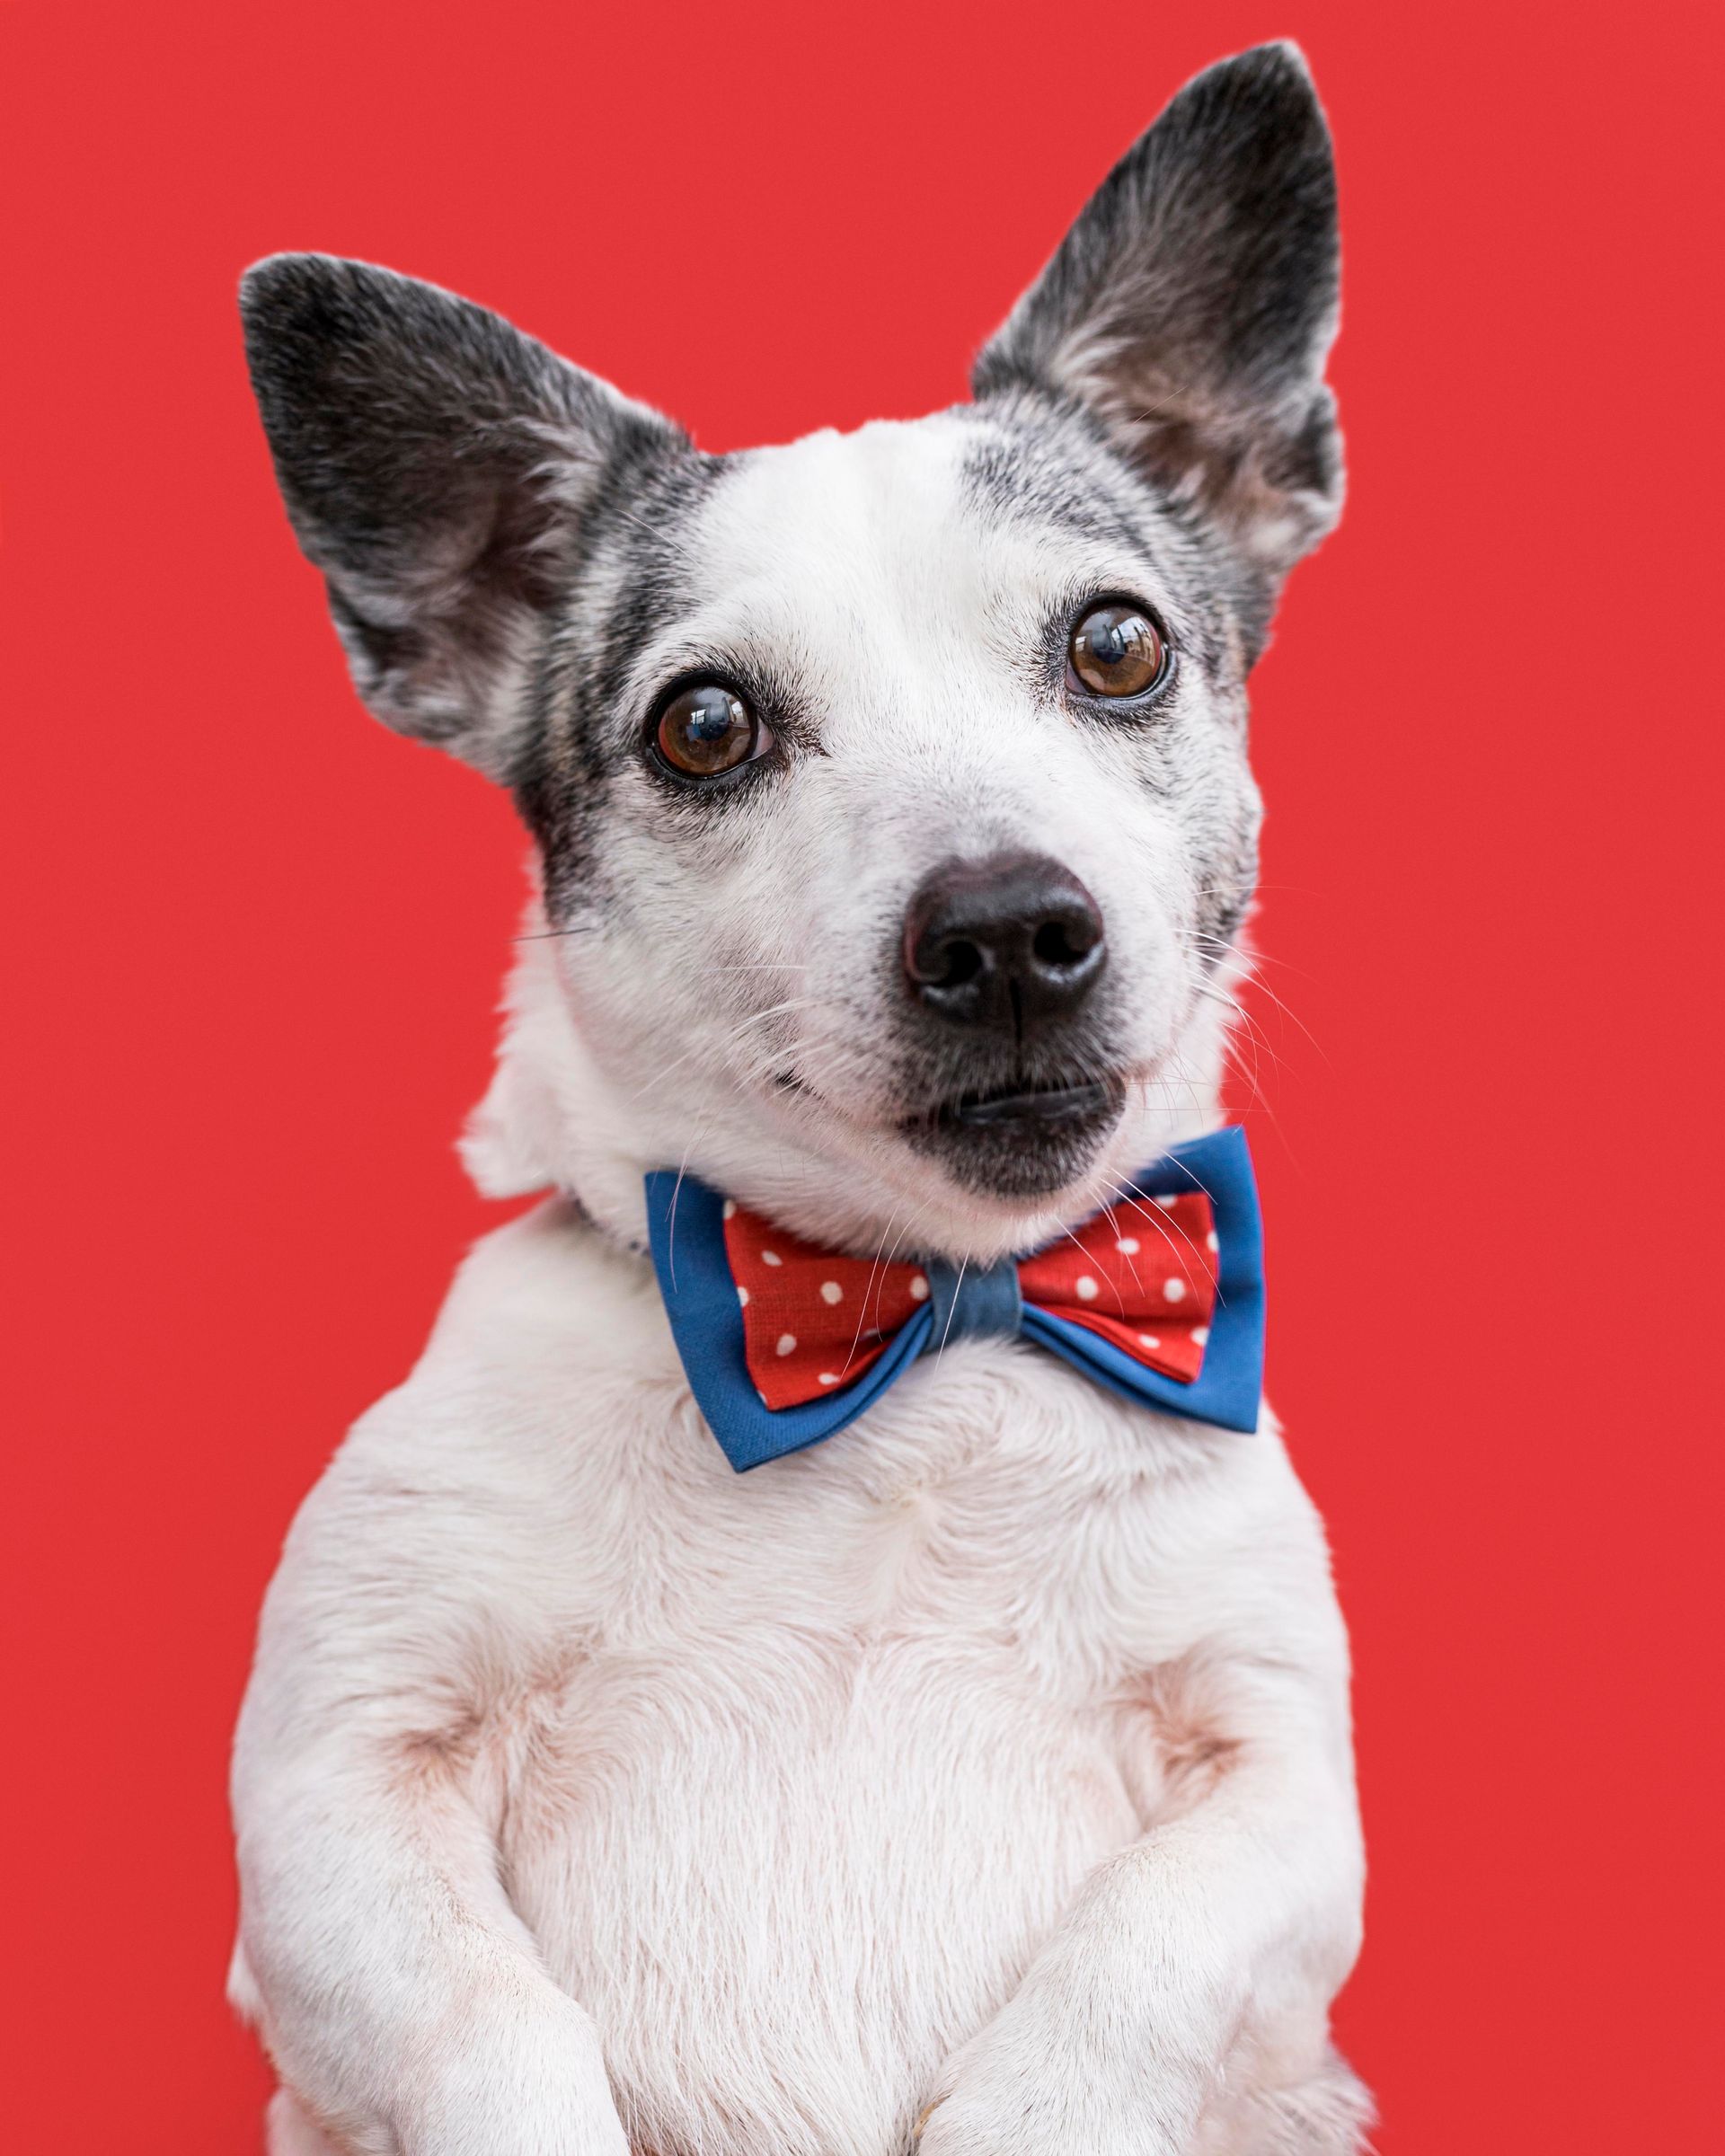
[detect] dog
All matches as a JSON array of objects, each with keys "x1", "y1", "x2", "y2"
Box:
[{"x1": 230, "y1": 40, "x2": 1369, "y2": 2156}]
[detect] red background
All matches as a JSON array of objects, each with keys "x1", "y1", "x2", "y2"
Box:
[{"x1": 4, "y1": 3, "x2": 1721, "y2": 2148}]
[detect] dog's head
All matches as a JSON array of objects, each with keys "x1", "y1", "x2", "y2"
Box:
[{"x1": 241, "y1": 43, "x2": 1340, "y2": 1263}]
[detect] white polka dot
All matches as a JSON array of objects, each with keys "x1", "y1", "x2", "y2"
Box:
[
  {"x1": 737, "y1": 1286, "x2": 750, "y2": 1307},
  {"x1": 1163, "y1": 1277, "x2": 1188, "y2": 1302},
  {"x1": 1075, "y1": 1275, "x2": 1100, "y2": 1302},
  {"x1": 1206, "y1": 1230, "x2": 1219, "y2": 1253},
  {"x1": 1191, "y1": 1325, "x2": 1210, "y2": 1346},
  {"x1": 1153, "y1": 1193, "x2": 1179, "y2": 1208},
  {"x1": 908, "y1": 1273, "x2": 929, "y2": 1301},
  {"x1": 776, "y1": 1333, "x2": 797, "y2": 1356},
  {"x1": 819, "y1": 1280, "x2": 843, "y2": 1305},
  {"x1": 1116, "y1": 1236, "x2": 1140, "y2": 1256},
  {"x1": 722, "y1": 1198, "x2": 737, "y2": 1221},
  {"x1": 1137, "y1": 1332, "x2": 1162, "y2": 1351},
  {"x1": 761, "y1": 1249, "x2": 783, "y2": 1267},
  {"x1": 818, "y1": 1372, "x2": 839, "y2": 1386}
]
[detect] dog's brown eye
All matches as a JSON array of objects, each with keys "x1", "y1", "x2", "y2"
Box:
[
  {"x1": 654, "y1": 683, "x2": 764, "y2": 778},
  {"x1": 1068, "y1": 604, "x2": 1168, "y2": 698}
]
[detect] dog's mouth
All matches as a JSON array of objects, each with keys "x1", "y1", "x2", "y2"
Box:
[
  {"x1": 905, "y1": 1070, "x2": 1128, "y2": 1198},
  {"x1": 936, "y1": 1077, "x2": 1117, "y2": 1130},
  {"x1": 773, "y1": 1064, "x2": 1128, "y2": 1199}
]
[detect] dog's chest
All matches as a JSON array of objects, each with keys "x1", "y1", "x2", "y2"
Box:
[
  {"x1": 535, "y1": 1327, "x2": 1211, "y2": 1704},
  {"x1": 485, "y1": 1332, "x2": 1221, "y2": 2134}
]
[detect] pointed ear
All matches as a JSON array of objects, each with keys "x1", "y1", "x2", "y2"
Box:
[
  {"x1": 974, "y1": 42, "x2": 1342, "y2": 578},
  {"x1": 240, "y1": 254, "x2": 685, "y2": 780}
]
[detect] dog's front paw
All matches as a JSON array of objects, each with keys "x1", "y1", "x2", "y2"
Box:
[
  {"x1": 917, "y1": 1985, "x2": 1200, "y2": 2156},
  {"x1": 400, "y1": 1998, "x2": 632, "y2": 2156}
]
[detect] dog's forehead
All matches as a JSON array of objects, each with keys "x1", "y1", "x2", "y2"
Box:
[
  {"x1": 707, "y1": 415, "x2": 986, "y2": 588},
  {"x1": 673, "y1": 412, "x2": 1146, "y2": 659}
]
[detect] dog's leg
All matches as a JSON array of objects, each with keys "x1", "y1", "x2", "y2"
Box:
[
  {"x1": 237, "y1": 1737, "x2": 628, "y2": 2156},
  {"x1": 916, "y1": 1657, "x2": 1366, "y2": 2156},
  {"x1": 234, "y1": 1484, "x2": 631, "y2": 2156}
]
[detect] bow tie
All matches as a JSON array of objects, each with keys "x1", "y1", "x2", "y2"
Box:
[{"x1": 644, "y1": 1127, "x2": 1264, "y2": 1472}]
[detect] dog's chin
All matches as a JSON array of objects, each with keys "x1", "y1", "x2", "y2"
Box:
[{"x1": 901, "y1": 1073, "x2": 1128, "y2": 1203}]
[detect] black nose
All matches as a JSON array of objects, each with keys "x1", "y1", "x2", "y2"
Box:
[{"x1": 902, "y1": 852, "x2": 1107, "y2": 1036}]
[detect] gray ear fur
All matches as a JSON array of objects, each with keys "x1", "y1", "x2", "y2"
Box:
[
  {"x1": 974, "y1": 42, "x2": 1342, "y2": 578},
  {"x1": 239, "y1": 254, "x2": 683, "y2": 779}
]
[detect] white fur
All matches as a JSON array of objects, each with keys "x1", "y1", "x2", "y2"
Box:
[{"x1": 232, "y1": 417, "x2": 1367, "y2": 2155}]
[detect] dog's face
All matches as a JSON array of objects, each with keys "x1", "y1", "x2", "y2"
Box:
[
  {"x1": 513, "y1": 411, "x2": 1271, "y2": 1247},
  {"x1": 242, "y1": 43, "x2": 1341, "y2": 1261}
]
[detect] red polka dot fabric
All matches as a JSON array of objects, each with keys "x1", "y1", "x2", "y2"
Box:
[
  {"x1": 724, "y1": 1188, "x2": 1218, "y2": 1412},
  {"x1": 723, "y1": 1204, "x2": 930, "y2": 1409},
  {"x1": 1016, "y1": 1189, "x2": 1218, "y2": 1377}
]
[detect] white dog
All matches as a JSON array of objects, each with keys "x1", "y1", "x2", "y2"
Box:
[{"x1": 232, "y1": 41, "x2": 1369, "y2": 2156}]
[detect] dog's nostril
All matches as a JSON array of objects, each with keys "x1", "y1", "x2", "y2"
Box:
[
  {"x1": 933, "y1": 937, "x2": 985, "y2": 987},
  {"x1": 1032, "y1": 918, "x2": 1092, "y2": 969}
]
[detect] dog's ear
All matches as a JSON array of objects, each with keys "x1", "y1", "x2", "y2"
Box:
[
  {"x1": 240, "y1": 254, "x2": 684, "y2": 780},
  {"x1": 974, "y1": 42, "x2": 1341, "y2": 579}
]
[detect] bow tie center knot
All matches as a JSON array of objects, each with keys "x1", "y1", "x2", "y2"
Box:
[{"x1": 922, "y1": 1255, "x2": 1024, "y2": 1349}]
